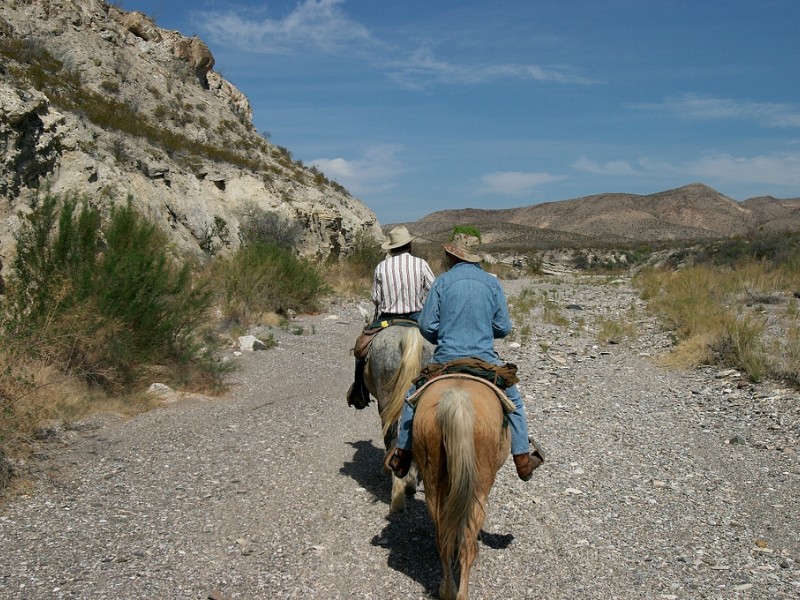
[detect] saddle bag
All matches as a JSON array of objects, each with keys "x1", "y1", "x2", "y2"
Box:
[{"x1": 351, "y1": 317, "x2": 419, "y2": 360}]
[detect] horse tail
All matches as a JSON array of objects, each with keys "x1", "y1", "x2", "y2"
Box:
[
  {"x1": 380, "y1": 327, "x2": 424, "y2": 436},
  {"x1": 436, "y1": 389, "x2": 478, "y2": 568}
]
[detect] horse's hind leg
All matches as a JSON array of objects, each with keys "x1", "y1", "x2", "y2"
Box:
[
  {"x1": 456, "y1": 533, "x2": 478, "y2": 600},
  {"x1": 389, "y1": 475, "x2": 408, "y2": 513},
  {"x1": 456, "y1": 495, "x2": 487, "y2": 599},
  {"x1": 402, "y1": 463, "x2": 418, "y2": 496},
  {"x1": 438, "y1": 548, "x2": 458, "y2": 600}
]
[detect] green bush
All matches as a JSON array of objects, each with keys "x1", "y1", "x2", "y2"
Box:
[
  {"x1": 97, "y1": 202, "x2": 213, "y2": 372},
  {"x1": 3, "y1": 193, "x2": 217, "y2": 390},
  {"x1": 451, "y1": 224, "x2": 481, "y2": 241},
  {"x1": 211, "y1": 242, "x2": 330, "y2": 325},
  {"x1": 239, "y1": 205, "x2": 302, "y2": 249},
  {"x1": 347, "y1": 230, "x2": 384, "y2": 279}
]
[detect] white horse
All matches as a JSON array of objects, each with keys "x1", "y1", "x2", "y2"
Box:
[{"x1": 361, "y1": 317, "x2": 433, "y2": 513}]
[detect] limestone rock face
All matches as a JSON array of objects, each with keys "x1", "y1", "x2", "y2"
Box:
[
  {"x1": 117, "y1": 11, "x2": 162, "y2": 42},
  {"x1": 0, "y1": 0, "x2": 381, "y2": 282},
  {"x1": 172, "y1": 36, "x2": 215, "y2": 86}
]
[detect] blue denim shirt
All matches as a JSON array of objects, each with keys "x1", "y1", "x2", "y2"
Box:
[{"x1": 418, "y1": 262, "x2": 512, "y2": 365}]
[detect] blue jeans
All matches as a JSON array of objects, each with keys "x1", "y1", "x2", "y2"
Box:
[{"x1": 396, "y1": 383, "x2": 531, "y2": 456}]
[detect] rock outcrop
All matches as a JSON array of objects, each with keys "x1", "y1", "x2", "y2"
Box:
[{"x1": 0, "y1": 0, "x2": 381, "y2": 283}]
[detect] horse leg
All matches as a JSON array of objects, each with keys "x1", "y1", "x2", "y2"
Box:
[
  {"x1": 389, "y1": 474, "x2": 408, "y2": 514},
  {"x1": 456, "y1": 495, "x2": 486, "y2": 600},
  {"x1": 437, "y1": 522, "x2": 458, "y2": 600},
  {"x1": 439, "y1": 566, "x2": 457, "y2": 600},
  {"x1": 385, "y1": 444, "x2": 416, "y2": 513},
  {"x1": 402, "y1": 463, "x2": 418, "y2": 496}
]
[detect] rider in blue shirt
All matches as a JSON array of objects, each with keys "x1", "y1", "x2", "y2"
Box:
[{"x1": 386, "y1": 232, "x2": 545, "y2": 481}]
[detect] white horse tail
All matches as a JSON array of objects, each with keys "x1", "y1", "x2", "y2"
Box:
[
  {"x1": 380, "y1": 327, "x2": 424, "y2": 436},
  {"x1": 436, "y1": 388, "x2": 478, "y2": 568}
]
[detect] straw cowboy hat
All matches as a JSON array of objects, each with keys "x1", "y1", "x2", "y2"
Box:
[
  {"x1": 443, "y1": 232, "x2": 481, "y2": 263},
  {"x1": 381, "y1": 226, "x2": 416, "y2": 250}
]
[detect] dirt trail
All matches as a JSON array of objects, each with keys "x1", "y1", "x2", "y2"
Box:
[{"x1": 1, "y1": 277, "x2": 798, "y2": 599}]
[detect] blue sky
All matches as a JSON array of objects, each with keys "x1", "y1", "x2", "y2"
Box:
[{"x1": 121, "y1": 0, "x2": 800, "y2": 224}]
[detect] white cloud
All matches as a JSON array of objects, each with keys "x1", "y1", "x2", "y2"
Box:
[
  {"x1": 477, "y1": 171, "x2": 566, "y2": 196},
  {"x1": 682, "y1": 153, "x2": 800, "y2": 186},
  {"x1": 194, "y1": 0, "x2": 373, "y2": 54},
  {"x1": 386, "y1": 46, "x2": 595, "y2": 89},
  {"x1": 195, "y1": 3, "x2": 591, "y2": 88},
  {"x1": 574, "y1": 151, "x2": 800, "y2": 189},
  {"x1": 631, "y1": 94, "x2": 800, "y2": 128},
  {"x1": 572, "y1": 156, "x2": 639, "y2": 175},
  {"x1": 311, "y1": 145, "x2": 404, "y2": 195}
]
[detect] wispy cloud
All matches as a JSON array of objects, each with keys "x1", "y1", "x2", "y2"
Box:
[
  {"x1": 477, "y1": 171, "x2": 566, "y2": 196},
  {"x1": 194, "y1": 0, "x2": 373, "y2": 54},
  {"x1": 572, "y1": 157, "x2": 640, "y2": 175},
  {"x1": 193, "y1": 2, "x2": 591, "y2": 88},
  {"x1": 682, "y1": 153, "x2": 800, "y2": 186},
  {"x1": 631, "y1": 94, "x2": 800, "y2": 128},
  {"x1": 311, "y1": 145, "x2": 404, "y2": 195},
  {"x1": 385, "y1": 46, "x2": 595, "y2": 89},
  {"x1": 574, "y1": 151, "x2": 800, "y2": 189}
]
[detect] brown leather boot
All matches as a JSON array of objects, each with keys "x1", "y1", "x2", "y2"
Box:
[
  {"x1": 384, "y1": 448, "x2": 413, "y2": 478},
  {"x1": 513, "y1": 451, "x2": 544, "y2": 481},
  {"x1": 346, "y1": 382, "x2": 371, "y2": 409}
]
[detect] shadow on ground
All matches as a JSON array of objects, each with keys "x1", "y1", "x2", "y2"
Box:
[{"x1": 340, "y1": 439, "x2": 515, "y2": 596}]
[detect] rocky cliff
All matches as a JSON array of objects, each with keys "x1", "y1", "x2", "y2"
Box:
[{"x1": 0, "y1": 0, "x2": 381, "y2": 283}]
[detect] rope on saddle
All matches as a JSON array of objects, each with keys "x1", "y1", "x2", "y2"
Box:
[{"x1": 407, "y1": 373, "x2": 516, "y2": 415}]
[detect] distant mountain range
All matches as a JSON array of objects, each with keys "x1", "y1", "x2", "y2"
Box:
[{"x1": 399, "y1": 183, "x2": 800, "y2": 249}]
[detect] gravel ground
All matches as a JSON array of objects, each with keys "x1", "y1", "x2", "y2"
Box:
[{"x1": 1, "y1": 276, "x2": 799, "y2": 599}]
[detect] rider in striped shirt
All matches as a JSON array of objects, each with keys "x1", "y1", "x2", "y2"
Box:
[{"x1": 347, "y1": 226, "x2": 435, "y2": 409}]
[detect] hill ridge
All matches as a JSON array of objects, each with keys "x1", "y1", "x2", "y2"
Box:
[{"x1": 406, "y1": 183, "x2": 800, "y2": 246}]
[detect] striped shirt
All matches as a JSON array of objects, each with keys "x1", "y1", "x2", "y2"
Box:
[{"x1": 372, "y1": 251, "x2": 435, "y2": 316}]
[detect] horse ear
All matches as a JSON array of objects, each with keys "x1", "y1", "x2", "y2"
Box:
[{"x1": 357, "y1": 305, "x2": 371, "y2": 325}]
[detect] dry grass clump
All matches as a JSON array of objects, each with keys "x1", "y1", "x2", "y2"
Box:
[
  {"x1": 595, "y1": 315, "x2": 638, "y2": 346},
  {"x1": 634, "y1": 257, "x2": 800, "y2": 383},
  {"x1": 0, "y1": 343, "x2": 157, "y2": 479}
]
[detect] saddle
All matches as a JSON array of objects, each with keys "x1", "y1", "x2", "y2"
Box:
[
  {"x1": 351, "y1": 317, "x2": 419, "y2": 360},
  {"x1": 407, "y1": 373, "x2": 516, "y2": 415},
  {"x1": 413, "y1": 357, "x2": 519, "y2": 390}
]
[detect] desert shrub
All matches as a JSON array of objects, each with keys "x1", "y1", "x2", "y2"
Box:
[
  {"x1": 348, "y1": 230, "x2": 384, "y2": 278},
  {"x1": 95, "y1": 202, "x2": 214, "y2": 377},
  {"x1": 239, "y1": 205, "x2": 302, "y2": 250},
  {"x1": 542, "y1": 300, "x2": 569, "y2": 327},
  {"x1": 3, "y1": 193, "x2": 217, "y2": 390},
  {"x1": 524, "y1": 252, "x2": 543, "y2": 276},
  {"x1": 100, "y1": 79, "x2": 120, "y2": 94},
  {"x1": 711, "y1": 313, "x2": 768, "y2": 382},
  {"x1": 324, "y1": 230, "x2": 383, "y2": 297},
  {"x1": 6, "y1": 193, "x2": 99, "y2": 334},
  {"x1": 635, "y1": 258, "x2": 800, "y2": 383},
  {"x1": 210, "y1": 242, "x2": 329, "y2": 326},
  {"x1": 450, "y1": 224, "x2": 481, "y2": 241}
]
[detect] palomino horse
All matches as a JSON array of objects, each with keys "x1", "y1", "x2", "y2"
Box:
[
  {"x1": 363, "y1": 324, "x2": 433, "y2": 513},
  {"x1": 412, "y1": 375, "x2": 512, "y2": 600}
]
